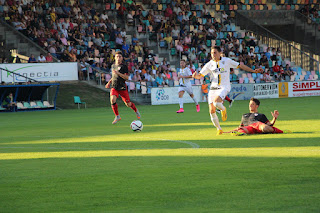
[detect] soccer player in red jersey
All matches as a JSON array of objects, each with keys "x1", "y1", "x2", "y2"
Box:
[
  {"x1": 105, "y1": 51, "x2": 141, "y2": 124},
  {"x1": 229, "y1": 98, "x2": 289, "y2": 136}
]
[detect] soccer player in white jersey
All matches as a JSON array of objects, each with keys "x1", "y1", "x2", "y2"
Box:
[
  {"x1": 176, "y1": 59, "x2": 200, "y2": 113},
  {"x1": 193, "y1": 46, "x2": 263, "y2": 135}
]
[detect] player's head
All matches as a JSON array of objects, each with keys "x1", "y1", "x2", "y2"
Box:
[
  {"x1": 180, "y1": 59, "x2": 186, "y2": 68},
  {"x1": 211, "y1": 46, "x2": 222, "y2": 61},
  {"x1": 115, "y1": 51, "x2": 123, "y2": 64},
  {"x1": 249, "y1": 97, "x2": 260, "y2": 113}
]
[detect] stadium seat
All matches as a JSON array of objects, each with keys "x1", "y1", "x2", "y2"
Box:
[
  {"x1": 36, "y1": 101, "x2": 46, "y2": 108},
  {"x1": 30, "y1": 101, "x2": 41, "y2": 108},
  {"x1": 17, "y1": 102, "x2": 26, "y2": 109},
  {"x1": 23, "y1": 102, "x2": 33, "y2": 109},
  {"x1": 74, "y1": 96, "x2": 86, "y2": 109}
]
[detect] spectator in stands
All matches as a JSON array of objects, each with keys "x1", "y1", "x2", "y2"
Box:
[
  {"x1": 271, "y1": 48, "x2": 277, "y2": 61},
  {"x1": 247, "y1": 36, "x2": 256, "y2": 47},
  {"x1": 28, "y1": 54, "x2": 37, "y2": 63},
  {"x1": 279, "y1": 65, "x2": 285, "y2": 80},
  {"x1": 155, "y1": 72, "x2": 164, "y2": 87},
  {"x1": 284, "y1": 64, "x2": 294, "y2": 78},
  {"x1": 272, "y1": 62, "x2": 280, "y2": 80},
  {"x1": 201, "y1": 80, "x2": 209, "y2": 102},
  {"x1": 2, "y1": 92, "x2": 17, "y2": 112},
  {"x1": 37, "y1": 53, "x2": 46, "y2": 63},
  {"x1": 260, "y1": 54, "x2": 269, "y2": 68},
  {"x1": 260, "y1": 71, "x2": 271, "y2": 83}
]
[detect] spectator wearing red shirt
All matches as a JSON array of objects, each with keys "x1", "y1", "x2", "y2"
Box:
[
  {"x1": 272, "y1": 62, "x2": 280, "y2": 80},
  {"x1": 46, "y1": 53, "x2": 53, "y2": 62}
]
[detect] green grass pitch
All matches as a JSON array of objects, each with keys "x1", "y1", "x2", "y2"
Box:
[{"x1": 0, "y1": 96, "x2": 320, "y2": 212}]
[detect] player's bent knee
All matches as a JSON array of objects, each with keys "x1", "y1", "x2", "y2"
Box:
[
  {"x1": 261, "y1": 125, "x2": 273, "y2": 133},
  {"x1": 126, "y1": 102, "x2": 132, "y2": 107}
]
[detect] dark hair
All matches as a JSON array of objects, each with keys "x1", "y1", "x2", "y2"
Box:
[
  {"x1": 115, "y1": 51, "x2": 122, "y2": 56},
  {"x1": 250, "y1": 97, "x2": 260, "y2": 106},
  {"x1": 212, "y1": 46, "x2": 222, "y2": 52}
]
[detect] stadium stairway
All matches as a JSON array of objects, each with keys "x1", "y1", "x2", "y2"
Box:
[{"x1": 0, "y1": 19, "x2": 57, "y2": 62}]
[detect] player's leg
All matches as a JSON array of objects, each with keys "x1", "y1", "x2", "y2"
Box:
[
  {"x1": 110, "y1": 90, "x2": 121, "y2": 124},
  {"x1": 177, "y1": 89, "x2": 185, "y2": 113},
  {"x1": 213, "y1": 92, "x2": 227, "y2": 121},
  {"x1": 208, "y1": 91, "x2": 223, "y2": 135},
  {"x1": 120, "y1": 90, "x2": 141, "y2": 119},
  {"x1": 225, "y1": 95, "x2": 234, "y2": 108},
  {"x1": 255, "y1": 122, "x2": 283, "y2": 133},
  {"x1": 187, "y1": 87, "x2": 200, "y2": 112},
  {"x1": 258, "y1": 123, "x2": 283, "y2": 134}
]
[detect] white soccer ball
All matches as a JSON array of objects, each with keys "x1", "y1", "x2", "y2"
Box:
[{"x1": 130, "y1": 120, "x2": 143, "y2": 131}]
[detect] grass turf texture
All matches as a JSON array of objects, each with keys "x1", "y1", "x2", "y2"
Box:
[{"x1": 0, "y1": 96, "x2": 320, "y2": 212}]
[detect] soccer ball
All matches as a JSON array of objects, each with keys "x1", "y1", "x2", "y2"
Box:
[{"x1": 130, "y1": 120, "x2": 143, "y2": 131}]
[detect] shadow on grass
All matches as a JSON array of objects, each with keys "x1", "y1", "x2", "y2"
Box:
[{"x1": 1, "y1": 137, "x2": 320, "y2": 154}]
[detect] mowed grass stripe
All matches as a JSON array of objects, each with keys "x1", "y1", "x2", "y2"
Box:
[{"x1": 1, "y1": 146, "x2": 320, "y2": 160}]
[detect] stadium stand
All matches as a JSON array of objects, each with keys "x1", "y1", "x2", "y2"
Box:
[{"x1": 0, "y1": 0, "x2": 318, "y2": 100}]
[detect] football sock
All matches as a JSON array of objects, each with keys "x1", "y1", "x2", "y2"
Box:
[
  {"x1": 225, "y1": 96, "x2": 231, "y2": 103},
  {"x1": 179, "y1": 98, "x2": 183, "y2": 109},
  {"x1": 272, "y1": 127, "x2": 283, "y2": 134},
  {"x1": 214, "y1": 102, "x2": 226, "y2": 111},
  {"x1": 130, "y1": 102, "x2": 137, "y2": 112},
  {"x1": 210, "y1": 113, "x2": 222, "y2": 130},
  {"x1": 111, "y1": 103, "x2": 119, "y2": 116},
  {"x1": 192, "y1": 96, "x2": 198, "y2": 105}
]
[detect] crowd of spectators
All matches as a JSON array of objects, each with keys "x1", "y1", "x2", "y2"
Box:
[
  {"x1": 299, "y1": 4, "x2": 320, "y2": 25},
  {"x1": 0, "y1": 0, "x2": 298, "y2": 87}
]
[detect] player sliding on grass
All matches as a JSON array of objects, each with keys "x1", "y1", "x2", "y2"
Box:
[
  {"x1": 193, "y1": 46, "x2": 263, "y2": 135},
  {"x1": 226, "y1": 98, "x2": 290, "y2": 136},
  {"x1": 105, "y1": 51, "x2": 141, "y2": 124},
  {"x1": 176, "y1": 59, "x2": 200, "y2": 113}
]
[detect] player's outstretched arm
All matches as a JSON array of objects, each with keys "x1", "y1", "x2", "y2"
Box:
[
  {"x1": 269, "y1": 110, "x2": 279, "y2": 126},
  {"x1": 192, "y1": 72, "x2": 202, "y2": 79},
  {"x1": 239, "y1": 64, "x2": 263, "y2": 74}
]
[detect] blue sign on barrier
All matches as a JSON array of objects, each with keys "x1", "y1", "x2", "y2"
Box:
[{"x1": 229, "y1": 84, "x2": 254, "y2": 100}]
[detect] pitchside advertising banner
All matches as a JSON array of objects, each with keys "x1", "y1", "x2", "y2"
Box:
[
  {"x1": 0, "y1": 62, "x2": 78, "y2": 82},
  {"x1": 253, "y1": 83, "x2": 279, "y2": 99},
  {"x1": 229, "y1": 83, "x2": 253, "y2": 100},
  {"x1": 151, "y1": 86, "x2": 202, "y2": 105},
  {"x1": 289, "y1": 80, "x2": 320, "y2": 97}
]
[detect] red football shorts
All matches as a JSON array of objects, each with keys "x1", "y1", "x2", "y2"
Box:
[
  {"x1": 238, "y1": 122, "x2": 265, "y2": 134},
  {"x1": 110, "y1": 88, "x2": 131, "y2": 103}
]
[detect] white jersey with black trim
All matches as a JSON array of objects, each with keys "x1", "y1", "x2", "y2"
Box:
[
  {"x1": 200, "y1": 57, "x2": 239, "y2": 90},
  {"x1": 179, "y1": 67, "x2": 193, "y2": 87}
]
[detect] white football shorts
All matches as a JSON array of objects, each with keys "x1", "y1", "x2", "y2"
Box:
[
  {"x1": 178, "y1": 85, "x2": 193, "y2": 95},
  {"x1": 208, "y1": 88, "x2": 229, "y2": 104}
]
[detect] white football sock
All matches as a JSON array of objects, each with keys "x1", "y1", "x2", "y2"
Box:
[
  {"x1": 214, "y1": 102, "x2": 225, "y2": 111},
  {"x1": 179, "y1": 98, "x2": 183, "y2": 109},
  {"x1": 210, "y1": 113, "x2": 222, "y2": 130},
  {"x1": 192, "y1": 96, "x2": 198, "y2": 105}
]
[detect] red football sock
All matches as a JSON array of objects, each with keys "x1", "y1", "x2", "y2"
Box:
[
  {"x1": 272, "y1": 127, "x2": 283, "y2": 134},
  {"x1": 225, "y1": 96, "x2": 231, "y2": 103},
  {"x1": 130, "y1": 102, "x2": 137, "y2": 112},
  {"x1": 111, "y1": 103, "x2": 119, "y2": 116}
]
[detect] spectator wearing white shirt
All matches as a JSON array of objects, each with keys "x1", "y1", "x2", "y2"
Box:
[{"x1": 37, "y1": 54, "x2": 47, "y2": 63}]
